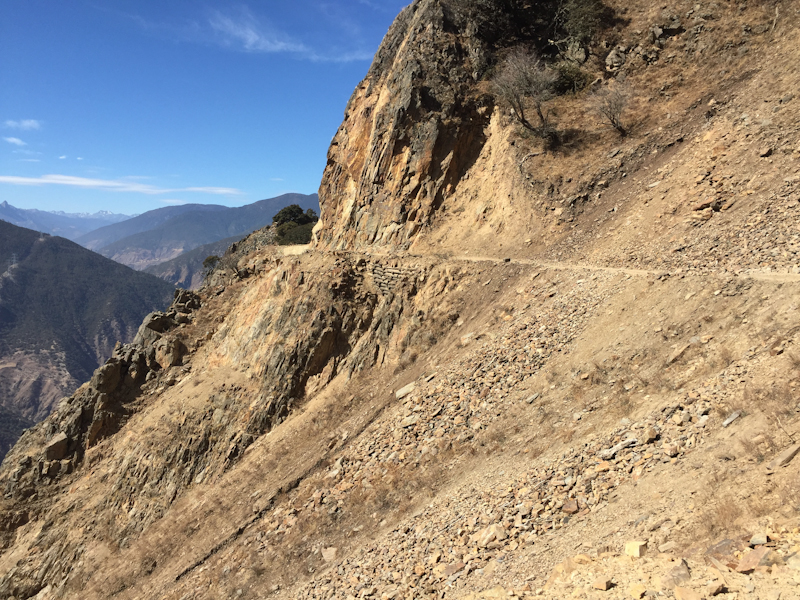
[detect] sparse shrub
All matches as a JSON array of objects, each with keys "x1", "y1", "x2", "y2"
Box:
[
  {"x1": 202, "y1": 255, "x2": 220, "y2": 278},
  {"x1": 554, "y1": 60, "x2": 591, "y2": 94},
  {"x1": 557, "y1": 0, "x2": 614, "y2": 45},
  {"x1": 591, "y1": 76, "x2": 633, "y2": 135},
  {"x1": 493, "y1": 48, "x2": 559, "y2": 143}
]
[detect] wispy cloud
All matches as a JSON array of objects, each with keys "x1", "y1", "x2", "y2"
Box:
[
  {"x1": 117, "y1": 4, "x2": 373, "y2": 63},
  {"x1": 0, "y1": 174, "x2": 244, "y2": 196},
  {"x1": 4, "y1": 137, "x2": 26, "y2": 146},
  {"x1": 160, "y1": 199, "x2": 189, "y2": 205},
  {"x1": 208, "y1": 7, "x2": 308, "y2": 54},
  {"x1": 205, "y1": 7, "x2": 372, "y2": 62},
  {"x1": 4, "y1": 119, "x2": 41, "y2": 131},
  {"x1": 18, "y1": 159, "x2": 41, "y2": 163},
  {"x1": 59, "y1": 155, "x2": 67, "y2": 160}
]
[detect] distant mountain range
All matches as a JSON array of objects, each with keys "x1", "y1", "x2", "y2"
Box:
[
  {"x1": 0, "y1": 220, "x2": 174, "y2": 446},
  {"x1": 75, "y1": 203, "x2": 229, "y2": 251},
  {"x1": 0, "y1": 201, "x2": 132, "y2": 241},
  {"x1": 78, "y1": 193, "x2": 319, "y2": 271},
  {"x1": 144, "y1": 235, "x2": 243, "y2": 289}
]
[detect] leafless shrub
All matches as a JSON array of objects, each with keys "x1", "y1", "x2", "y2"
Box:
[
  {"x1": 493, "y1": 48, "x2": 559, "y2": 143},
  {"x1": 592, "y1": 76, "x2": 633, "y2": 136}
]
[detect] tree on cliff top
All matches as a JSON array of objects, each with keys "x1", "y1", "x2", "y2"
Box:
[
  {"x1": 273, "y1": 204, "x2": 317, "y2": 227},
  {"x1": 272, "y1": 205, "x2": 319, "y2": 246}
]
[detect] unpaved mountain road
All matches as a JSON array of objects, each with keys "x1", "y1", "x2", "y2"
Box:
[{"x1": 304, "y1": 245, "x2": 800, "y2": 284}]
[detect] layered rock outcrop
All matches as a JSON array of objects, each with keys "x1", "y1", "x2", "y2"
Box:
[{"x1": 314, "y1": 0, "x2": 495, "y2": 251}]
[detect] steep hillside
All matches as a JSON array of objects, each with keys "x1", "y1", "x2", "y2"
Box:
[
  {"x1": 0, "y1": 221, "x2": 174, "y2": 426},
  {"x1": 85, "y1": 194, "x2": 319, "y2": 270},
  {"x1": 1, "y1": 1, "x2": 799, "y2": 599},
  {"x1": 0, "y1": 202, "x2": 130, "y2": 241}
]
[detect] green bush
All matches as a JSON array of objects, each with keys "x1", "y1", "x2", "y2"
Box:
[
  {"x1": 554, "y1": 60, "x2": 591, "y2": 94},
  {"x1": 273, "y1": 205, "x2": 317, "y2": 227},
  {"x1": 275, "y1": 222, "x2": 316, "y2": 246},
  {"x1": 558, "y1": 0, "x2": 614, "y2": 45}
]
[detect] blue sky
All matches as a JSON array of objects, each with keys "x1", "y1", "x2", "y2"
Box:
[{"x1": 0, "y1": 0, "x2": 408, "y2": 215}]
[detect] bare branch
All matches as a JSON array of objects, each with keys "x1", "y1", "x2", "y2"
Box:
[
  {"x1": 493, "y1": 48, "x2": 559, "y2": 141},
  {"x1": 591, "y1": 77, "x2": 633, "y2": 136}
]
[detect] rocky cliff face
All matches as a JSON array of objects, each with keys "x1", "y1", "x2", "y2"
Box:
[
  {"x1": 314, "y1": 0, "x2": 495, "y2": 251},
  {"x1": 0, "y1": 245, "x2": 469, "y2": 597}
]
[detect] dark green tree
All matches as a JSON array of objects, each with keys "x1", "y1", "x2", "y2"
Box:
[{"x1": 273, "y1": 205, "x2": 317, "y2": 226}]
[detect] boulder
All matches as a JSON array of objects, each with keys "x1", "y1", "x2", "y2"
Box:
[
  {"x1": 155, "y1": 338, "x2": 188, "y2": 369},
  {"x1": 91, "y1": 360, "x2": 122, "y2": 394},
  {"x1": 606, "y1": 46, "x2": 627, "y2": 72},
  {"x1": 44, "y1": 432, "x2": 69, "y2": 461}
]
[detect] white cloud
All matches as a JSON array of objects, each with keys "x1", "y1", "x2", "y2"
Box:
[
  {"x1": 123, "y1": 7, "x2": 371, "y2": 63},
  {"x1": 18, "y1": 159, "x2": 41, "y2": 163},
  {"x1": 208, "y1": 8, "x2": 308, "y2": 54},
  {"x1": 270, "y1": 178, "x2": 285, "y2": 182},
  {"x1": 4, "y1": 119, "x2": 41, "y2": 131},
  {"x1": 0, "y1": 174, "x2": 245, "y2": 196},
  {"x1": 59, "y1": 155, "x2": 67, "y2": 160},
  {"x1": 160, "y1": 199, "x2": 189, "y2": 205},
  {"x1": 183, "y1": 186, "x2": 243, "y2": 194},
  {"x1": 77, "y1": 157, "x2": 84, "y2": 161},
  {"x1": 4, "y1": 137, "x2": 26, "y2": 146}
]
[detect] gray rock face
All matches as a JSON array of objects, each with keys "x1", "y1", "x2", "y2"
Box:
[
  {"x1": 44, "y1": 432, "x2": 69, "y2": 461},
  {"x1": 91, "y1": 360, "x2": 122, "y2": 394},
  {"x1": 314, "y1": 0, "x2": 494, "y2": 252},
  {"x1": 605, "y1": 45, "x2": 627, "y2": 71}
]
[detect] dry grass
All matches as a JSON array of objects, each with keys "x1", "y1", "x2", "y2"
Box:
[
  {"x1": 743, "y1": 383, "x2": 797, "y2": 444},
  {"x1": 701, "y1": 495, "x2": 745, "y2": 539}
]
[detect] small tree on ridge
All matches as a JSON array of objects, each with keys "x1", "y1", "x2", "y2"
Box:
[{"x1": 493, "y1": 48, "x2": 559, "y2": 142}]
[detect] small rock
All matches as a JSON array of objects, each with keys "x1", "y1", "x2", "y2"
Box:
[
  {"x1": 593, "y1": 577, "x2": 612, "y2": 591},
  {"x1": 663, "y1": 443, "x2": 679, "y2": 458},
  {"x1": 722, "y1": 411, "x2": 741, "y2": 427},
  {"x1": 767, "y1": 443, "x2": 800, "y2": 469},
  {"x1": 321, "y1": 547, "x2": 338, "y2": 562},
  {"x1": 628, "y1": 583, "x2": 647, "y2": 598},
  {"x1": 475, "y1": 524, "x2": 507, "y2": 548},
  {"x1": 668, "y1": 343, "x2": 692, "y2": 364},
  {"x1": 759, "y1": 147, "x2": 773, "y2": 158},
  {"x1": 660, "y1": 559, "x2": 691, "y2": 588},
  {"x1": 749, "y1": 532, "x2": 769, "y2": 546},
  {"x1": 395, "y1": 382, "x2": 415, "y2": 400},
  {"x1": 600, "y1": 438, "x2": 637, "y2": 460},
  {"x1": 562, "y1": 499, "x2": 579, "y2": 514},
  {"x1": 400, "y1": 415, "x2": 419, "y2": 428},
  {"x1": 639, "y1": 427, "x2": 658, "y2": 444},
  {"x1": 706, "y1": 582, "x2": 725, "y2": 596},
  {"x1": 658, "y1": 541, "x2": 677, "y2": 553},
  {"x1": 736, "y1": 547, "x2": 783, "y2": 573},
  {"x1": 625, "y1": 541, "x2": 647, "y2": 558}
]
